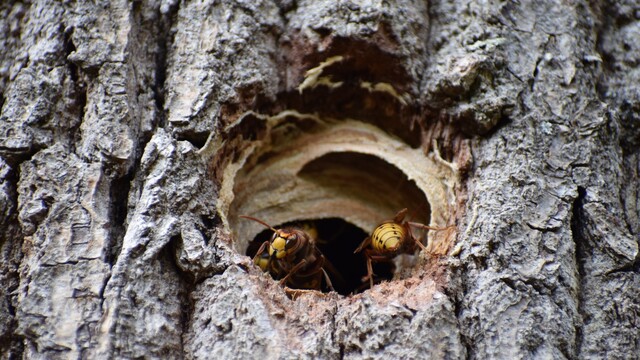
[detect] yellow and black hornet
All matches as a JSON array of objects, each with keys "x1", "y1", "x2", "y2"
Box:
[
  {"x1": 354, "y1": 208, "x2": 452, "y2": 289},
  {"x1": 240, "y1": 215, "x2": 335, "y2": 292}
]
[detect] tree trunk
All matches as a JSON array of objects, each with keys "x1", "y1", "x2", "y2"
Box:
[{"x1": 1, "y1": 0, "x2": 638, "y2": 359}]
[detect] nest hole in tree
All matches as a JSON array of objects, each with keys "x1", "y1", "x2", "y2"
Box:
[
  {"x1": 209, "y1": 52, "x2": 459, "y2": 297},
  {"x1": 241, "y1": 151, "x2": 432, "y2": 295},
  {"x1": 220, "y1": 115, "x2": 454, "y2": 295}
]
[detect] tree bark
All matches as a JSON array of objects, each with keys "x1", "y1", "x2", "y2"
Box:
[{"x1": 1, "y1": 0, "x2": 638, "y2": 359}]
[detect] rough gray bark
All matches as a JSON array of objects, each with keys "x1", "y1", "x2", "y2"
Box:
[{"x1": 1, "y1": 1, "x2": 638, "y2": 360}]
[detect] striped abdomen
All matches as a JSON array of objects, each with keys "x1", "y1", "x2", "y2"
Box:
[{"x1": 371, "y1": 222, "x2": 406, "y2": 253}]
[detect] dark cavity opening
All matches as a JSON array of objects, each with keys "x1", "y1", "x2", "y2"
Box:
[{"x1": 246, "y1": 218, "x2": 393, "y2": 296}]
